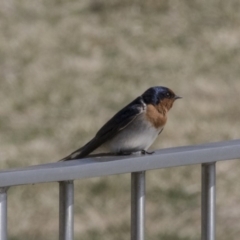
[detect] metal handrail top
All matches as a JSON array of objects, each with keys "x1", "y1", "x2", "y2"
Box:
[{"x1": 0, "y1": 139, "x2": 240, "y2": 188}]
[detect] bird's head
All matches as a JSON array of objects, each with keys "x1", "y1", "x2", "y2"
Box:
[{"x1": 142, "y1": 86, "x2": 181, "y2": 112}]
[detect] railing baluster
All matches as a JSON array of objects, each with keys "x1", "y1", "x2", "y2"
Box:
[
  {"x1": 202, "y1": 162, "x2": 216, "y2": 240},
  {"x1": 0, "y1": 187, "x2": 8, "y2": 240},
  {"x1": 59, "y1": 181, "x2": 74, "y2": 240},
  {"x1": 131, "y1": 171, "x2": 145, "y2": 240}
]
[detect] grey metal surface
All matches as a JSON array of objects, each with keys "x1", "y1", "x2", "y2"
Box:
[
  {"x1": 59, "y1": 181, "x2": 74, "y2": 240},
  {"x1": 0, "y1": 139, "x2": 240, "y2": 187},
  {"x1": 202, "y1": 163, "x2": 216, "y2": 240},
  {"x1": 0, "y1": 188, "x2": 8, "y2": 240},
  {"x1": 131, "y1": 172, "x2": 145, "y2": 240}
]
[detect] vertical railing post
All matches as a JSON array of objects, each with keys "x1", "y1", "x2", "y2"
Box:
[
  {"x1": 0, "y1": 187, "x2": 8, "y2": 240},
  {"x1": 202, "y1": 162, "x2": 216, "y2": 240},
  {"x1": 59, "y1": 181, "x2": 74, "y2": 240},
  {"x1": 131, "y1": 171, "x2": 145, "y2": 240}
]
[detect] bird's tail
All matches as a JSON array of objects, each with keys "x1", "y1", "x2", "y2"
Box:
[
  {"x1": 59, "y1": 138, "x2": 96, "y2": 161},
  {"x1": 59, "y1": 148, "x2": 83, "y2": 162},
  {"x1": 58, "y1": 155, "x2": 73, "y2": 162}
]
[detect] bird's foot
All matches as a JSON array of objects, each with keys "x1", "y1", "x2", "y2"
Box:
[{"x1": 141, "y1": 150, "x2": 155, "y2": 155}]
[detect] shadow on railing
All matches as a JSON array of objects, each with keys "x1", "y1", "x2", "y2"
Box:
[{"x1": 0, "y1": 139, "x2": 240, "y2": 240}]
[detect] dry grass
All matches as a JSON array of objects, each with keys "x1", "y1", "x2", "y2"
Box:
[{"x1": 0, "y1": 0, "x2": 240, "y2": 239}]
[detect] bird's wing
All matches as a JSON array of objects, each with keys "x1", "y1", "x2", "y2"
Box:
[{"x1": 62, "y1": 97, "x2": 145, "y2": 160}]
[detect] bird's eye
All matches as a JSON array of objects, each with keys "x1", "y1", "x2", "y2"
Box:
[{"x1": 165, "y1": 92, "x2": 170, "y2": 98}]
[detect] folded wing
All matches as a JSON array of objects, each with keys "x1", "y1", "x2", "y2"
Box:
[{"x1": 61, "y1": 97, "x2": 145, "y2": 160}]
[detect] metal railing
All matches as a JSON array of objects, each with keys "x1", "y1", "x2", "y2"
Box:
[{"x1": 0, "y1": 139, "x2": 240, "y2": 240}]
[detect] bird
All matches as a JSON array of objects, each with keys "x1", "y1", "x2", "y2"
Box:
[{"x1": 61, "y1": 86, "x2": 181, "y2": 161}]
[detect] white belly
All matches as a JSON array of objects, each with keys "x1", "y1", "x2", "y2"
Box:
[{"x1": 95, "y1": 114, "x2": 163, "y2": 154}]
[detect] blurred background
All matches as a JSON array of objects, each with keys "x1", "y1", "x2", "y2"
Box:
[{"x1": 0, "y1": 0, "x2": 240, "y2": 239}]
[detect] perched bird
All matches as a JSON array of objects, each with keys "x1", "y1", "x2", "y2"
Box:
[{"x1": 61, "y1": 86, "x2": 181, "y2": 161}]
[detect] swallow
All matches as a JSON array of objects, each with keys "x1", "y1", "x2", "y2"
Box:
[{"x1": 61, "y1": 86, "x2": 181, "y2": 161}]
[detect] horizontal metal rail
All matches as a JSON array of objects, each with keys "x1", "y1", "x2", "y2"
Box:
[
  {"x1": 0, "y1": 139, "x2": 240, "y2": 240},
  {"x1": 0, "y1": 139, "x2": 240, "y2": 187}
]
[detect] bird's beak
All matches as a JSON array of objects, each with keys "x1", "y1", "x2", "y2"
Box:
[{"x1": 174, "y1": 95, "x2": 182, "y2": 100}]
